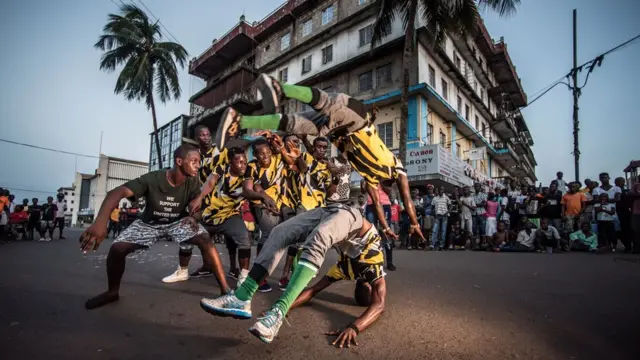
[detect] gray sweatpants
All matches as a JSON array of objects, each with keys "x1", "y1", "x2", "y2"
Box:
[
  {"x1": 254, "y1": 206, "x2": 281, "y2": 245},
  {"x1": 284, "y1": 89, "x2": 368, "y2": 137},
  {"x1": 255, "y1": 203, "x2": 363, "y2": 274}
]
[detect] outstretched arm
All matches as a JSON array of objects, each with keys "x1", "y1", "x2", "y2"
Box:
[
  {"x1": 396, "y1": 174, "x2": 425, "y2": 241},
  {"x1": 327, "y1": 278, "x2": 387, "y2": 348},
  {"x1": 365, "y1": 183, "x2": 396, "y2": 240},
  {"x1": 79, "y1": 186, "x2": 133, "y2": 252},
  {"x1": 189, "y1": 172, "x2": 220, "y2": 214},
  {"x1": 290, "y1": 277, "x2": 332, "y2": 311}
]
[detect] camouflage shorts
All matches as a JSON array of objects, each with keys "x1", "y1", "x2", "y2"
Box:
[{"x1": 114, "y1": 219, "x2": 207, "y2": 249}]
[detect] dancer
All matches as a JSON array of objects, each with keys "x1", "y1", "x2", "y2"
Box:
[
  {"x1": 288, "y1": 233, "x2": 386, "y2": 348},
  {"x1": 187, "y1": 147, "x2": 252, "y2": 285},
  {"x1": 215, "y1": 74, "x2": 424, "y2": 243},
  {"x1": 80, "y1": 144, "x2": 231, "y2": 309},
  {"x1": 166, "y1": 125, "x2": 229, "y2": 282},
  {"x1": 278, "y1": 135, "x2": 331, "y2": 290},
  {"x1": 199, "y1": 202, "x2": 383, "y2": 345}
]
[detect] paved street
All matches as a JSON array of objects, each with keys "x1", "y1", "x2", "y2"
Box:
[{"x1": 1, "y1": 228, "x2": 639, "y2": 360}]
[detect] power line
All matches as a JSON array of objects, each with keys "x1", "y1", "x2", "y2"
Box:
[
  {"x1": 441, "y1": 31, "x2": 640, "y2": 148},
  {"x1": 0, "y1": 138, "x2": 99, "y2": 158},
  {"x1": 134, "y1": 0, "x2": 182, "y2": 45}
]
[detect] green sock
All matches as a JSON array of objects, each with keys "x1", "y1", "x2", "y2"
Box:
[
  {"x1": 235, "y1": 276, "x2": 259, "y2": 301},
  {"x1": 280, "y1": 83, "x2": 313, "y2": 104},
  {"x1": 239, "y1": 114, "x2": 282, "y2": 130},
  {"x1": 274, "y1": 260, "x2": 318, "y2": 315}
]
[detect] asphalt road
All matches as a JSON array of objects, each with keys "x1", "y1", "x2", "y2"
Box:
[{"x1": 1, "y1": 228, "x2": 639, "y2": 360}]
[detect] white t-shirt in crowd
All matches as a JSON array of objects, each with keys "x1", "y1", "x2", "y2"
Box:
[
  {"x1": 594, "y1": 203, "x2": 616, "y2": 221},
  {"x1": 500, "y1": 197, "x2": 510, "y2": 222},
  {"x1": 592, "y1": 186, "x2": 622, "y2": 208},
  {"x1": 556, "y1": 178, "x2": 568, "y2": 194},
  {"x1": 516, "y1": 230, "x2": 536, "y2": 248},
  {"x1": 53, "y1": 200, "x2": 67, "y2": 218}
]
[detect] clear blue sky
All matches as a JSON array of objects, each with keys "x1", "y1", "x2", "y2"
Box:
[{"x1": 1, "y1": 0, "x2": 638, "y2": 203}]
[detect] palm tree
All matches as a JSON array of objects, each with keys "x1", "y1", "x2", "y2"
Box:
[
  {"x1": 95, "y1": 4, "x2": 188, "y2": 169},
  {"x1": 371, "y1": 0, "x2": 519, "y2": 165}
]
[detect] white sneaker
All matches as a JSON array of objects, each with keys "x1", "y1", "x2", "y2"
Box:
[
  {"x1": 248, "y1": 307, "x2": 285, "y2": 344},
  {"x1": 162, "y1": 267, "x2": 190, "y2": 283},
  {"x1": 200, "y1": 293, "x2": 252, "y2": 319}
]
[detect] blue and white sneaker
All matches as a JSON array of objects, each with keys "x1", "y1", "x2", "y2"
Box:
[
  {"x1": 200, "y1": 293, "x2": 252, "y2": 320},
  {"x1": 248, "y1": 307, "x2": 285, "y2": 344}
]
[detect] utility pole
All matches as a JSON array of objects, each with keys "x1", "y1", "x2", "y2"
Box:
[{"x1": 572, "y1": 9, "x2": 580, "y2": 181}]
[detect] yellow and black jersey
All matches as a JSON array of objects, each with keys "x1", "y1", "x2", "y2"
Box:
[
  {"x1": 293, "y1": 152, "x2": 331, "y2": 211},
  {"x1": 245, "y1": 154, "x2": 288, "y2": 211},
  {"x1": 202, "y1": 163, "x2": 244, "y2": 225},
  {"x1": 200, "y1": 147, "x2": 229, "y2": 207},
  {"x1": 342, "y1": 124, "x2": 406, "y2": 187},
  {"x1": 327, "y1": 226, "x2": 385, "y2": 284},
  {"x1": 281, "y1": 166, "x2": 299, "y2": 211}
]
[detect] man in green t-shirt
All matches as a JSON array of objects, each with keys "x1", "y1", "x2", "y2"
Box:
[{"x1": 79, "y1": 144, "x2": 231, "y2": 310}]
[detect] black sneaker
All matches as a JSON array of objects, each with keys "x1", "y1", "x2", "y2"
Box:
[
  {"x1": 255, "y1": 73, "x2": 284, "y2": 114},
  {"x1": 228, "y1": 268, "x2": 240, "y2": 280},
  {"x1": 214, "y1": 107, "x2": 242, "y2": 149},
  {"x1": 258, "y1": 280, "x2": 273, "y2": 293},
  {"x1": 386, "y1": 263, "x2": 397, "y2": 271},
  {"x1": 190, "y1": 268, "x2": 214, "y2": 278}
]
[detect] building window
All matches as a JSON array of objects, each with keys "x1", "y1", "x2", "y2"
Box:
[
  {"x1": 359, "y1": 25, "x2": 373, "y2": 47},
  {"x1": 376, "y1": 63, "x2": 392, "y2": 87},
  {"x1": 378, "y1": 122, "x2": 393, "y2": 148},
  {"x1": 456, "y1": 143, "x2": 462, "y2": 158},
  {"x1": 440, "y1": 130, "x2": 447, "y2": 147},
  {"x1": 441, "y1": 79, "x2": 448, "y2": 100},
  {"x1": 465, "y1": 104, "x2": 470, "y2": 120},
  {"x1": 64, "y1": 200, "x2": 67, "y2": 203},
  {"x1": 427, "y1": 123, "x2": 434, "y2": 144},
  {"x1": 359, "y1": 71, "x2": 373, "y2": 92},
  {"x1": 428, "y1": 65, "x2": 436, "y2": 87},
  {"x1": 70, "y1": 208, "x2": 73, "y2": 212},
  {"x1": 301, "y1": 55, "x2": 312, "y2": 74},
  {"x1": 456, "y1": 95, "x2": 462, "y2": 113},
  {"x1": 322, "y1": 45, "x2": 333, "y2": 64},
  {"x1": 322, "y1": 4, "x2": 335, "y2": 25},
  {"x1": 454, "y1": 52, "x2": 461, "y2": 69},
  {"x1": 480, "y1": 88, "x2": 485, "y2": 103},
  {"x1": 71, "y1": 200, "x2": 74, "y2": 204},
  {"x1": 302, "y1": 19, "x2": 312, "y2": 36},
  {"x1": 280, "y1": 33, "x2": 291, "y2": 51},
  {"x1": 278, "y1": 67, "x2": 288, "y2": 82},
  {"x1": 475, "y1": 115, "x2": 480, "y2": 130},
  {"x1": 482, "y1": 123, "x2": 487, "y2": 137},
  {"x1": 479, "y1": 57, "x2": 484, "y2": 70}
]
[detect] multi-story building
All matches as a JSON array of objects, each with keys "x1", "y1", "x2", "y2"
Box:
[
  {"x1": 62, "y1": 155, "x2": 148, "y2": 225},
  {"x1": 187, "y1": 0, "x2": 537, "y2": 195},
  {"x1": 149, "y1": 114, "x2": 196, "y2": 171}
]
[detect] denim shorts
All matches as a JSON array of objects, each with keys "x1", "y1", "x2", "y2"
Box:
[{"x1": 473, "y1": 215, "x2": 486, "y2": 236}]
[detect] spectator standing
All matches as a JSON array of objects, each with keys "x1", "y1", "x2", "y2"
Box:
[
  {"x1": 27, "y1": 198, "x2": 42, "y2": 241},
  {"x1": 582, "y1": 181, "x2": 597, "y2": 226},
  {"x1": 431, "y1": 187, "x2": 450, "y2": 250},
  {"x1": 561, "y1": 182, "x2": 587, "y2": 235},
  {"x1": 541, "y1": 181, "x2": 563, "y2": 233},
  {"x1": 40, "y1": 196, "x2": 58, "y2": 242},
  {"x1": 630, "y1": 183, "x2": 640, "y2": 254},
  {"x1": 555, "y1": 171, "x2": 568, "y2": 194},
  {"x1": 390, "y1": 199, "x2": 401, "y2": 236},
  {"x1": 594, "y1": 193, "x2": 617, "y2": 251},
  {"x1": 525, "y1": 186, "x2": 542, "y2": 229},
  {"x1": 498, "y1": 189, "x2": 510, "y2": 229},
  {"x1": 459, "y1": 186, "x2": 476, "y2": 246},
  {"x1": 485, "y1": 194, "x2": 499, "y2": 239},
  {"x1": 53, "y1": 193, "x2": 67, "y2": 239},
  {"x1": 615, "y1": 177, "x2": 632, "y2": 252},
  {"x1": 422, "y1": 186, "x2": 434, "y2": 247},
  {"x1": 592, "y1": 172, "x2": 622, "y2": 207},
  {"x1": 109, "y1": 207, "x2": 121, "y2": 238},
  {"x1": 472, "y1": 183, "x2": 488, "y2": 245}
]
